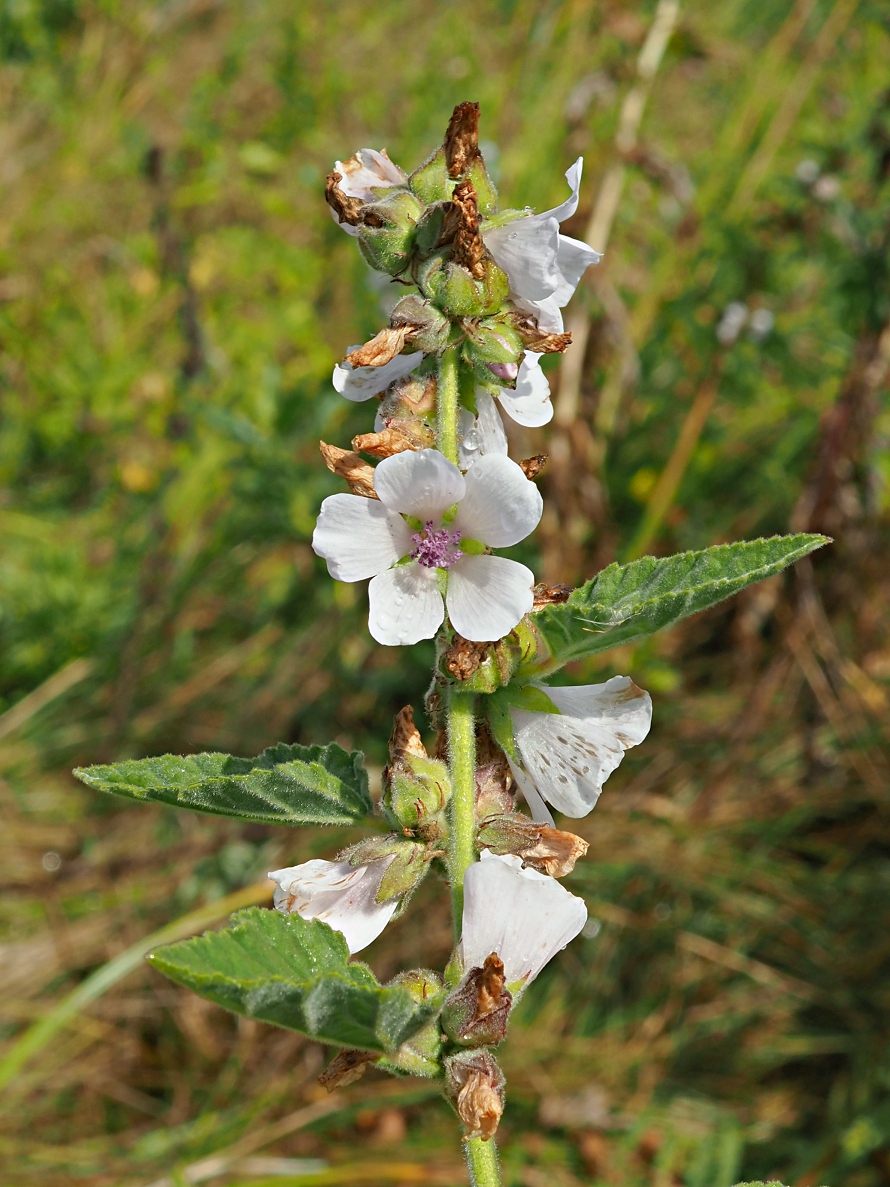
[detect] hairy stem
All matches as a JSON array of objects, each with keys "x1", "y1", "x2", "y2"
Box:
[
  {"x1": 466, "y1": 1136, "x2": 501, "y2": 1186},
  {"x1": 438, "y1": 347, "x2": 461, "y2": 464},
  {"x1": 447, "y1": 689, "x2": 477, "y2": 929}
]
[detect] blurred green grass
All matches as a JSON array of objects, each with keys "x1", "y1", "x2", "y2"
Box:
[{"x1": 1, "y1": 0, "x2": 890, "y2": 1184}]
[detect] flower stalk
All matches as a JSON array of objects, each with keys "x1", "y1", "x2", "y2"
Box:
[
  {"x1": 466, "y1": 1134, "x2": 501, "y2": 1186},
  {"x1": 447, "y1": 689, "x2": 477, "y2": 931},
  {"x1": 437, "y1": 346, "x2": 461, "y2": 465}
]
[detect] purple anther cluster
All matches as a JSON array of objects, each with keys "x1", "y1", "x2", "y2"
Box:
[{"x1": 410, "y1": 521, "x2": 463, "y2": 569}]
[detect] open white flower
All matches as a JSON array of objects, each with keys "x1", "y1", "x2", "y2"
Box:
[
  {"x1": 312, "y1": 449, "x2": 542, "y2": 646},
  {"x1": 330, "y1": 148, "x2": 408, "y2": 237},
  {"x1": 268, "y1": 857, "x2": 397, "y2": 954},
  {"x1": 334, "y1": 350, "x2": 424, "y2": 402},
  {"x1": 460, "y1": 850, "x2": 587, "y2": 989},
  {"x1": 483, "y1": 159, "x2": 601, "y2": 334},
  {"x1": 496, "y1": 352, "x2": 552, "y2": 426},
  {"x1": 507, "y1": 676, "x2": 653, "y2": 824}
]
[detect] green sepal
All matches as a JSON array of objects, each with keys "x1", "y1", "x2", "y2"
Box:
[
  {"x1": 407, "y1": 147, "x2": 456, "y2": 205},
  {"x1": 500, "y1": 684, "x2": 559, "y2": 715},
  {"x1": 413, "y1": 202, "x2": 449, "y2": 258},
  {"x1": 532, "y1": 534, "x2": 831, "y2": 671},
  {"x1": 357, "y1": 189, "x2": 424, "y2": 275},
  {"x1": 458, "y1": 361, "x2": 478, "y2": 415},
  {"x1": 461, "y1": 317, "x2": 523, "y2": 383},
  {"x1": 486, "y1": 690, "x2": 517, "y2": 760},
  {"x1": 147, "y1": 908, "x2": 441, "y2": 1053},
  {"x1": 376, "y1": 970, "x2": 445, "y2": 1078},
  {"x1": 343, "y1": 834, "x2": 433, "y2": 903},
  {"x1": 420, "y1": 255, "x2": 510, "y2": 319},
  {"x1": 389, "y1": 294, "x2": 451, "y2": 353},
  {"x1": 73, "y1": 742, "x2": 372, "y2": 827},
  {"x1": 385, "y1": 754, "x2": 451, "y2": 832},
  {"x1": 466, "y1": 157, "x2": 498, "y2": 217}
]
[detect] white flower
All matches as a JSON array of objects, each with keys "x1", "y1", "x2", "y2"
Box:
[
  {"x1": 506, "y1": 676, "x2": 653, "y2": 824},
  {"x1": 268, "y1": 857, "x2": 397, "y2": 954},
  {"x1": 333, "y1": 350, "x2": 424, "y2": 402},
  {"x1": 496, "y1": 352, "x2": 552, "y2": 427},
  {"x1": 312, "y1": 449, "x2": 542, "y2": 646},
  {"x1": 460, "y1": 850, "x2": 587, "y2": 989},
  {"x1": 483, "y1": 159, "x2": 601, "y2": 333},
  {"x1": 330, "y1": 148, "x2": 407, "y2": 237}
]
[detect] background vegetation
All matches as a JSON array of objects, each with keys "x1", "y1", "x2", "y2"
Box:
[{"x1": 1, "y1": 0, "x2": 889, "y2": 1184}]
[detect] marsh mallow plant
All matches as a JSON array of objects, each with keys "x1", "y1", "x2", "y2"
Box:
[{"x1": 74, "y1": 104, "x2": 827, "y2": 1186}]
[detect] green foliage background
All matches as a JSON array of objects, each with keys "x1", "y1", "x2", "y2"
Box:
[{"x1": 1, "y1": 1, "x2": 889, "y2": 1184}]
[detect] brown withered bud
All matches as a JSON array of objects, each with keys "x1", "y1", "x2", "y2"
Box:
[
  {"x1": 389, "y1": 705, "x2": 428, "y2": 763},
  {"x1": 519, "y1": 455, "x2": 548, "y2": 481},
  {"x1": 476, "y1": 812, "x2": 589, "y2": 878},
  {"x1": 344, "y1": 324, "x2": 417, "y2": 368},
  {"x1": 441, "y1": 179, "x2": 486, "y2": 279},
  {"x1": 532, "y1": 582, "x2": 572, "y2": 609},
  {"x1": 445, "y1": 1049, "x2": 506, "y2": 1141},
  {"x1": 318, "y1": 1048, "x2": 379, "y2": 1091},
  {"x1": 443, "y1": 633, "x2": 491, "y2": 681},
  {"x1": 444, "y1": 101, "x2": 481, "y2": 178},
  {"x1": 319, "y1": 441, "x2": 378, "y2": 499},
  {"x1": 353, "y1": 424, "x2": 422, "y2": 458},
  {"x1": 442, "y1": 954, "x2": 512, "y2": 1047},
  {"x1": 324, "y1": 170, "x2": 364, "y2": 228}
]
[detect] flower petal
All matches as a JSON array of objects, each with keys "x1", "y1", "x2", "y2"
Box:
[
  {"x1": 373, "y1": 448, "x2": 466, "y2": 522},
  {"x1": 333, "y1": 352, "x2": 424, "y2": 402},
  {"x1": 458, "y1": 392, "x2": 510, "y2": 467},
  {"x1": 542, "y1": 676, "x2": 653, "y2": 748},
  {"x1": 460, "y1": 850, "x2": 587, "y2": 987},
  {"x1": 447, "y1": 555, "x2": 534, "y2": 642},
  {"x1": 552, "y1": 233, "x2": 602, "y2": 306},
  {"x1": 483, "y1": 215, "x2": 561, "y2": 302},
  {"x1": 313, "y1": 493, "x2": 412, "y2": 582},
  {"x1": 496, "y1": 354, "x2": 553, "y2": 427},
  {"x1": 334, "y1": 148, "x2": 407, "y2": 201},
  {"x1": 452, "y1": 455, "x2": 543, "y2": 547},
  {"x1": 368, "y1": 562, "x2": 445, "y2": 646},
  {"x1": 542, "y1": 157, "x2": 584, "y2": 224},
  {"x1": 510, "y1": 294, "x2": 564, "y2": 334},
  {"x1": 506, "y1": 757, "x2": 555, "y2": 826},
  {"x1": 269, "y1": 858, "x2": 398, "y2": 954},
  {"x1": 510, "y1": 679, "x2": 651, "y2": 818}
]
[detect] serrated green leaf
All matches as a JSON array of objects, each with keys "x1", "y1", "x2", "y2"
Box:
[
  {"x1": 72, "y1": 742, "x2": 371, "y2": 826},
  {"x1": 148, "y1": 908, "x2": 443, "y2": 1053},
  {"x1": 534, "y1": 534, "x2": 829, "y2": 668}
]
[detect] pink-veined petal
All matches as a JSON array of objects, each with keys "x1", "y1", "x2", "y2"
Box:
[
  {"x1": 446, "y1": 555, "x2": 534, "y2": 642},
  {"x1": 368, "y1": 563, "x2": 444, "y2": 646},
  {"x1": 312, "y1": 494, "x2": 412, "y2": 582},
  {"x1": 373, "y1": 449, "x2": 466, "y2": 522},
  {"x1": 452, "y1": 455, "x2": 542, "y2": 547}
]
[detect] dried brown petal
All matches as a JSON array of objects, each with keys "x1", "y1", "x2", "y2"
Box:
[
  {"x1": 509, "y1": 313, "x2": 573, "y2": 354},
  {"x1": 532, "y1": 582, "x2": 572, "y2": 609},
  {"x1": 318, "y1": 441, "x2": 378, "y2": 499},
  {"x1": 444, "y1": 101, "x2": 481, "y2": 179},
  {"x1": 324, "y1": 170, "x2": 364, "y2": 228},
  {"x1": 476, "y1": 953, "x2": 507, "y2": 1018},
  {"x1": 353, "y1": 425, "x2": 421, "y2": 458},
  {"x1": 318, "y1": 1048, "x2": 379, "y2": 1092},
  {"x1": 389, "y1": 705, "x2": 428, "y2": 763},
  {"x1": 522, "y1": 826, "x2": 589, "y2": 878},
  {"x1": 445, "y1": 1050, "x2": 506, "y2": 1141},
  {"x1": 440, "y1": 179, "x2": 486, "y2": 279},
  {"x1": 519, "y1": 455, "x2": 548, "y2": 481},
  {"x1": 344, "y1": 325, "x2": 416, "y2": 368},
  {"x1": 443, "y1": 633, "x2": 491, "y2": 680}
]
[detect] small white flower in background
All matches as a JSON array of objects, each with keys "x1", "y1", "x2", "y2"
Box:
[
  {"x1": 460, "y1": 850, "x2": 588, "y2": 989},
  {"x1": 483, "y1": 159, "x2": 602, "y2": 334},
  {"x1": 268, "y1": 857, "x2": 398, "y2": 954},
  {"x1": 312, "y1": 449, "x2": 542, "y2": 646},
  {"x1": 748, "y1": 308, "x2": 775, "y2": 342},
  {"x1": 329, "y1": 149, "x2": 408, "y2": 236},
  {"x1": 716, "y1": 301, "x2": 748, "y2": 346},
  {"x1": 506, "y1": 676, "x2": 653, "y2": 824},
  {"x1": 333, "y1": 350, "x2": 424, "y2": 402}
]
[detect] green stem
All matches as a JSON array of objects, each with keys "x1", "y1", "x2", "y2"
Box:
[
  {"x1": 466, "y1": 1136, "x2": 501, "y2": 1186},
  {"x1": 437, "y1": 347, "x2": 461, "y2": 464},
  {"x1": 447, "y1": 689, "x2": 477, "y2": 930}
]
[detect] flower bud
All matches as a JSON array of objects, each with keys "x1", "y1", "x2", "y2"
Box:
[
  {"x1": 461, "y1": 317, "x2": 524, "y2": 386},
  {"x1": 378, "y1": 968, "x2": 446, "y2": 1078},
  {"x1": 442, "y1": 952, "x2": 512, "y2": 1047},
  {"x1": 357, "y1": 189, "x2": 425, "y2": 275},
  {"x1": 444, "y1": 1049, "x2": 506, "y2": 1141},
  {"x1": 440, "y1": 632, "x2": 523, "y2": 695},
  {"x1": 382, "y1": 706, "x2": 452, "y2": 833},
  {"x1": 389, "y1": 295, "x2": 451, "y2": 355},
  {"x1": 476, "y1": 812, "x2": 589, "y2": 878}
]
